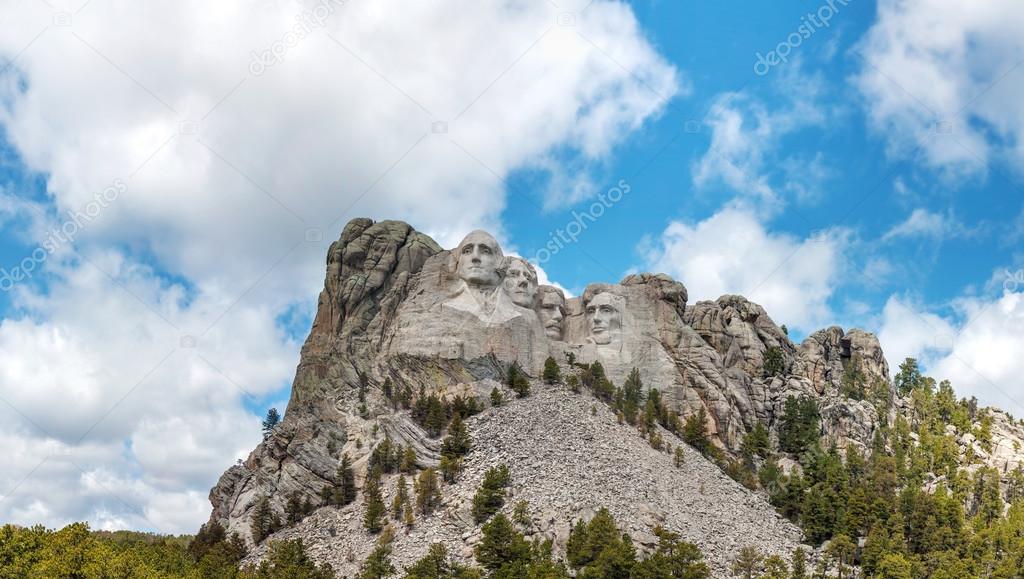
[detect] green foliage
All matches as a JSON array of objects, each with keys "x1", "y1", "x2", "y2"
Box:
[
  {"x1": 370, "y1": 437, "x2": 403, "y2": 475},
  {"x1": 405, "y1": 543, "x2": 482, "y2": 579},
  {"x1": 632, "y1": 527, "x2": 710, "y2": 579},
  {"x1": 762, "y1": 347, "x2": 784, "y2": 378},
  {"x1": 543, "y1": 357, "x2": 562, "y2": 385},
  {"x1": 262, "y1": 408, "x2": 280, "y2": 439},
  {"x1": 894, "y1": 357, "x2": 923, "y2": 397},
  {"x1": 250, "y1": 494, "x2": 281, "y2": 544},
  {"x1": 327, "y1": 453, "x2": 358, "y2": 507},
  {"x1": 359, "y1": 543, "x2": 397, "y2": 579},
  {"x1": 248, "y1": 538, "x2": 335, "y2": 578},
  {"x1": 415, "y1": 468, "x2": 443, "y2": 516},
  {"x1": 840, "y1": 354, "x2": 867, "y2": 400},
  {"x1": 472, "y1": 465, "x2": 512, "y2": 524},
  {"x1": 682, "y1": 407, "x2": 712, "y2": 456},
  {"x1": 506, "y1": 362, "x2": 531, "y2": 398},
  {"x1": 741, "y1": 422, "x2": 770, "y2": 464},
  {"x1": 490, "y1": 387, "x2": 503, "y2": 407},
  {"x1": 392, "y1": 476, "x2": 410, "y2": 520},
  {"x1": 730, "y1": 546, "x2": 762, "y2": 579},
  {"x1": 363, "y1": 469, "x2": 387, "y2": 534},
  {"x1": 778, "y1": 396, "x2": 819, "y2": 454},
  {"x1": 441, "y1": 414, "x2": 472, "y2": 459}
]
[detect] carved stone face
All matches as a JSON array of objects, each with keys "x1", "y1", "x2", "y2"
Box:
[
  {"x1": 503, "y1": 257, "x2": 538, "y2": 308},
  {"x1": 455, "y1": 230, "x2": 502, "y2": 288},
  {"x1": 537, "y1": 288, "x2": 566, "y2": 340},
  {"x1": 586, "y1": 292, "x2": 622, "y2": 345}
]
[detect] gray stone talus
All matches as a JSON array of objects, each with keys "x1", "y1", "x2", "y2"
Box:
[{"x1": 207, "y1": 218, "x2": 1024, "y2": 577}]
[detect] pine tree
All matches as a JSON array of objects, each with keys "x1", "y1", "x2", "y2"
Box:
[
  {"x1": 400, "y1": 446, "x2": 417, "y2": 474},
  {"x1": 472, "y1": 464, "x2": 511, "y2": 523},
  {"x1": 475, "y1": 512, "x2": 530, "y2": 573},
  {"x1": 761, "y1": 555, "x2": 788, "y2": 579},
  {"x1": 543, "y1": 356, "x2": 562, "y2": 384},
  {"x1": 358, "y1": 543, "x2": 396, "y2": 579},
  {"x1": 790, "y1": 548, "x2": 808, "y2": 579},
  {"x1": 674, "y1": 446, "x2": 686, "y2": 468},
  {"x1": 333, "y1": 453, "x2": 358, "y2": 506},
  {"x1": 441, "y1": 414, "x2": 471, "y2": 458},
  {"x1": 262, "y1": 408, "x2": 280, "y2": 439},
  {"x1": 250, "y1": 494, "x2": 279, "y2": 544},
  {"x1": 826, "y1": 534, "x2": 856, "y2": 579},
  {"x1": 392, "y1": 476, "x2": 409, "y2": 520},
  {"x1": 730, "y1": 546, "x2": 763, "y2": 579},
  {"x1": 490, "y1": 387, "x2": 504, "y2": 407},
  {"x1": 683, "y1": 407, "x2": 712, "y2": 456},
  {"x1": 363, "y1": 469, "x2": 386, "y2": 534},
  {"x1": 415, "y1": 468, "x2": 442, "y2": 515},
  {"x1": 507, "y1": 362, "x2": 531, "y2": 398},
  {"x1": 763, "y1": 347, "x2": 784, "y2": 377}
]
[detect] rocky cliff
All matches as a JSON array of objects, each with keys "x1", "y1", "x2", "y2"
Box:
[{"x1": 206, "y1": 218, "x2": 1024, "y2": 576}]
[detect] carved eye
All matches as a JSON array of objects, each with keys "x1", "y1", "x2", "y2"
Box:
[
  {"x1": 601, "y1": 305, "x2": 613, "y2": 313},
  {"x1": 462, "y1": 245, "x2": 473, "y2": 254},
  {"x1": 480, "y1": 246, "x2": 492, "y2": 255}
]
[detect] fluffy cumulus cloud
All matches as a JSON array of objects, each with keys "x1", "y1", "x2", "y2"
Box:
[
  {"x1": 878, "y1": 290, "x2": 1024, "y2": 417},
  {"x1": 641, "y1": 205, "x2": 842, "y2": 332},
  {"x1": 855, "y1": 0, "x2": 1024, "y2": 177},
  {"x1": 0, "y1": 0, "x2": 677, "y2": 532},
  {"x1": 692, "y1": 64, "x2": 829, "y2": 206}
]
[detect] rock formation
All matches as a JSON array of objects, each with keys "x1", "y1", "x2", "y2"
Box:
[{"x1": 206, "y1": 218, "x2": 1024, "y2": 577}]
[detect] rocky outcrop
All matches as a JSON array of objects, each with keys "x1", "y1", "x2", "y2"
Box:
[{"x1": 206, "y1": 218, "x2": 1024, "y2": 576}]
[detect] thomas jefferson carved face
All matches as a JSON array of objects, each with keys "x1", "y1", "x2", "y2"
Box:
[
  {"x1": 537, "y1": 287, "x2": 566, "y2": 340},
  {"x1": 502, "y1": 257, "x2": 538, "y2": 308},
  {"x1": 586, "y1": 292, "x2": 622, "y2": 345},
  {"x1": 455, "y1": 230, "x2": 503, "y2": 288}
]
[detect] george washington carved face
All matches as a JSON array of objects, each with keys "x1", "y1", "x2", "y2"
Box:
[
  {"x1": 536, "y1": 286, "x2": 566, "y2": 340},
  {"x1": 502, "y1": 257, "x2": 538, "y2": 308},
  {"x1": 585, "y1": 291, "x2": 622, "y2": 345},
  {"x1": 455, "y1": 230, "x2": 503, "y2": 289}
]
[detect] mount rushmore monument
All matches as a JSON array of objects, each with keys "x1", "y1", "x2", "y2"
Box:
[{"x1": 204, "y1": 218, "x2": 935, "y2": 574}]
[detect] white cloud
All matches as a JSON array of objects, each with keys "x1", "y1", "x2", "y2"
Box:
[
  {"x1": 693, "y1": 64, "x2": 828, "y2": 206},
  {"x1": 0, "y1": 0, "x2": 677, "y2": 532},
  {"x1": 641, "y1": 204, "x2": 842, "y2": 331},
  {"x1": 882, "y1": 208, "x2": 960, "y2": 241},
  {"x1": 855, "y1": 0, "x2": 1024, "y2": 178},
  {"x1": 878, "y1": 290, "x2": 1024, "y2": 417}
]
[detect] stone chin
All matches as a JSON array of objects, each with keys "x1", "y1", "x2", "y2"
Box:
[
  {"x1": 590, "y1": 328, "x2": 612, "y2": 345},
  {"x1": 543, "y1": 325, "x2": 563, "y2": 341}
]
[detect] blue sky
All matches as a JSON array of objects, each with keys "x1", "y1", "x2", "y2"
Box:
[{"x1": 1, "y1": 0, "x2": 1022, "y2": 533}]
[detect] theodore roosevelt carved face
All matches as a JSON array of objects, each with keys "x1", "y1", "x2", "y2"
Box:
[
  {"x1": 502, "y1": 257, "x2": 538, "y2": 308},
  {"x1": 536, "y1": 286, "x2": 566, "y2": 340},
  {"x1": 455, "y1": 230, "x2": 503, "y2": 289},
  {"x1": 585, "y1": 291, "x2": 622, "y2": 345}
]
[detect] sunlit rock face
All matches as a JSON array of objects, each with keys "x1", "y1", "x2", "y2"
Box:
[{"x1": 214, "y1": 218, "x2": 987, "y2": 571}]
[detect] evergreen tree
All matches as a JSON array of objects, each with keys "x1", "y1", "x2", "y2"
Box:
[
  {"x1": 358, "y1": 543, "x2": 396, "y2": 579},
  {"x1": 543, "y1": 356, "x2": 562, "y2": 385},
  {"x1": 262, "y1": 408, "x2": 281, "y2": 439},
  {"x1": 790, "y1": 548, "x2": 808, "y2": 579},
  {"x1": 405, "y1": 543, "x2": 480, "y2": 579},
  {"x1": 475, "y1": 513, "x2": 531, "y2": 574},
  {"x1": 415, "y1": 468, "x2": 442, "y2": 515},
  {"x1": 392, "y1": 476, "x2": 409, "y2": 520},
  {"x1": 490, "y1": 387, "x2": 504, "y2": 407},
  {"x1": 363, "y1": 469, "x2": 386, "y2": 534},
  {"x1": 778, "y1": 396, "x2": 820, "y2": 454},
  {"x1": 333, "y1": 453, "x2": 358, "y2": 506},
  {"x1": 250, "y1": 494, "x2": 279, "y2": 544},
  {"x1": 825, "y1": 534, "x2": 856, "y2": 579},
  {"x1": 633, "y1": 526, "x2": 710, "y2": 578},
  {"x1": 472, "y1": 464, "x2": 511, "y2": 523},
  {"x1": 506, "y1": 362, "x2": 531, "y2": 398},
  {"x1": 760, "y1": 555, "x2": 788, "y2": 579},
  {"x1": 730, "y1": 546, "x2": 763, "y2": 579},
  {"x1": 894, "y1": 357, "x2": 922, "y2": 397},
  {"x1": 763, "y1": 347, "x2": 784, "y2": 378},
  {"x1": 441, "y1": 414, "x2": 471, "y2": 458},
  {"x1": 683, "y1": 407, "x2": 712, "y2": 456},
  {"x1": 400, "y1": 447, "x2": 418, "y2": 474},
  {"x1": 674, "y1": 446, "x2": 686, "y2": 468}
]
